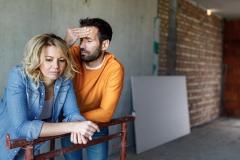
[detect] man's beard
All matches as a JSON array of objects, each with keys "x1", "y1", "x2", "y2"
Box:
[{"x1": 80, "y1": 48, "x2": 102, "y2": 62}]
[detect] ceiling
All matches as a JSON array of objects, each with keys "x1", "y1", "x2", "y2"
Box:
[{"x1": 190, "y1": 0, "x2": 240, "y2": 19}]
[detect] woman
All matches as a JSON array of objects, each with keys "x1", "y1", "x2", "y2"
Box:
[{"x1": 0, "y1": 33, "x2": 99, "y2": 159}]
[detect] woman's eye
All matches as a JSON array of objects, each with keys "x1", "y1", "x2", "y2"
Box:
[
  {"x1": 59, "y1": 59, "x2": 66, "y2": 63},
  {"x1": 45, "y1": 58, "x2": 53, "y2": 62}
]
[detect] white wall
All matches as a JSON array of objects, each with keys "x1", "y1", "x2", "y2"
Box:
[{"x1": 0, "y1": 0, "x2": 157, "y2": 155}]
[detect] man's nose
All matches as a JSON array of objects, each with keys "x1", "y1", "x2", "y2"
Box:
[{"x1": 80, "y1": 39, "x2": 86, "y2": 48}]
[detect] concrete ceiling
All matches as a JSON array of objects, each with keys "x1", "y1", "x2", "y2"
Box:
[{"x1": 190, "y1": 0, "x2": 240, "y2": 19}]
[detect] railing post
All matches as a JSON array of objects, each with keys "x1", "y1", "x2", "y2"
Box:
[
  {"x1": 24, "y1": 145, "x2": 34, "y2": 160},
  {"x1": 50, "y1": 139, "x2": 55, "y2": 160},
  {"x1": 120, "y1": 122, "x2": 127, "y2": 160}
]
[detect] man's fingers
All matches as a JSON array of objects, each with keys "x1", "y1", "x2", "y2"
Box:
[{"x1": 70, "y1": 27, "x2": 91, "y2": 38}]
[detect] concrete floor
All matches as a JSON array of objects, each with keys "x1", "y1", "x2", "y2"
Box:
[{"x1": 110, "y1": 117, "x2": 240, "y2": 160}]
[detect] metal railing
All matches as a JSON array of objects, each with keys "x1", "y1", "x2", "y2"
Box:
[{"x1": 6, "y1": 115, "x2": 135, "y2": 160}]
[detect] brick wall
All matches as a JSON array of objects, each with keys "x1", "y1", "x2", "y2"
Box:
[{"x1": 158, "y1": 0, "x2": 223, "y2": 126}]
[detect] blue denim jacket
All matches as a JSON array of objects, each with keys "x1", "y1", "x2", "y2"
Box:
[{"x1": 0, "y1": 65, "x2": 84, "y2": 159}]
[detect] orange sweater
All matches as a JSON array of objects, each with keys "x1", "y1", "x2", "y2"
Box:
[{"x1": 70, "y1": 46, "x2": 124, "y2": 122}]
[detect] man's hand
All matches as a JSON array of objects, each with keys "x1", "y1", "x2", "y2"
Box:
[{"x1": 64, "y1": 27, "x2": 91, "y2": 47}]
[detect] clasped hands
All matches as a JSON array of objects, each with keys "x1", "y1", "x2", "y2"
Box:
[{"x1": 70, "y1": 120, "x2": 99, "y2": 144}]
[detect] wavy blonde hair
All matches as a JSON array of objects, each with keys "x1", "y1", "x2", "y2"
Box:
[{"x1": 22, "y1": 33, "x2": 77, "y2": 85}]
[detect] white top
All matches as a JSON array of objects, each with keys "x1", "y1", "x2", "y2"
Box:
[
  {"x1": 40, "y1": 96, "x2": 54, "y2": 120},
  {"x1": 84, "y1": 57, "x2": 105, "y2": 70}
]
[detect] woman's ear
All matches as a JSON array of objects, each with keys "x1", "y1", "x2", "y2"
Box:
[{"x1": 101, "y1": 40, "x2": 110, "y2": 51}]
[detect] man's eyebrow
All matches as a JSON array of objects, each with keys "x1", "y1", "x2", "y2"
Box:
[
  {"x1": 86, "y1": 37, "x2": 93, "y2": 40},
  {"x1": 80, "y1": 37, "x2": 92, "y2": 40}
]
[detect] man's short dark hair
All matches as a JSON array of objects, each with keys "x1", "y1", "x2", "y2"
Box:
[{"x1": 79, "y1": 18, "x2": 113, "y2": 42}]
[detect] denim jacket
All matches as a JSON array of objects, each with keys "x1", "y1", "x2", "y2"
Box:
[{"x1": 0, "y1": 65, "x2": 84, "y2": 159}]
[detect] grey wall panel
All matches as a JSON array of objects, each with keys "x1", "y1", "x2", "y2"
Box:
[{"x1": 131, "y1": 76, "x2": 190, "y2": 154}]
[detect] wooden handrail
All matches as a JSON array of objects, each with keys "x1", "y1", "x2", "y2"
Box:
[{"x1": 6, "y1": 115, "x2": 135, "y2": 160}]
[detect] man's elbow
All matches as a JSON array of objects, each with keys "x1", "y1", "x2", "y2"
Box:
[
  {"x1": 100, "y1": 117, "x2": 112, "y2": 122},
  {"x1": 99, "y1": 110, "x2": 114, "y2": 122}
]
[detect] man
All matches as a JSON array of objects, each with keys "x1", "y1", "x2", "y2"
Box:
[{"x1": 62, "y1": 18, "x2": 124, "y2": 160}]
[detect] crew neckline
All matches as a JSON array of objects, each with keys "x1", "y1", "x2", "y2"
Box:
[{"x1": 84, "y1": 57, "x2": 106, "y2": 70}]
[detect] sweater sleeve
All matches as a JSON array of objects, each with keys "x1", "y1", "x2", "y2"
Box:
[{"x1": 82, "y1": 64, "x2": 124, "y2": 122}]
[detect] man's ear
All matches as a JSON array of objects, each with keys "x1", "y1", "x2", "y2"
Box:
[{"x1": 101, "y1": 40, "x2": 110, "y2": 51}]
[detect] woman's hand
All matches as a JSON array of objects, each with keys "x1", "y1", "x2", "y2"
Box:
[
  {"x1": 70, "y1": 132, "x2": 88, "y2": 144},
  {"x1": 70, "y1": 120, "x2": 99, "y2": 144}
]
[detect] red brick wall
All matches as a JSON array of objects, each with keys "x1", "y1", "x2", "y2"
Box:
[
  {"x1": 158, "y1": 0, "x2": 223, "y2": 126},
  {"x1": 223, "y1": 20, "x2": 240, "y2": 117}
]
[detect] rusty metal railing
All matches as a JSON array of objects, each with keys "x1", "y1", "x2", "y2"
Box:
[{"x1": 6, "y1": 115, "x2": 135, "y2": 160}]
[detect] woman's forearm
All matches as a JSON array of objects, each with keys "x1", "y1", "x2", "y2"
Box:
[
  {"x1": 39, "y1": 122, "x2": 74, "y2": 137},
  {"x1": 39, "y1": 121, "x2": 99, "y2": 138}
]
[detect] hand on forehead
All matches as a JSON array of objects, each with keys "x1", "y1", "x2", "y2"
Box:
[
  {"x1": 71, "y1": 27, "x2": 99, "y2": 41},
  {"x1": 71, "y1": 27, "x2": 92, "y2": 39}
]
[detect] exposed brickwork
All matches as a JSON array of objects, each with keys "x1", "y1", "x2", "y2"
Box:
[
  {"x1": 159, "y1": 0, "x2": 169, "y2": 74},
  {"x1": 158, "y1": 0, "x2": 223, "y2": 126}
]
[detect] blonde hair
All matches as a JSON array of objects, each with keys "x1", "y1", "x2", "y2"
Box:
[{"x1": 22, "y1": 33, "x2": 77, "y2": 85}]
